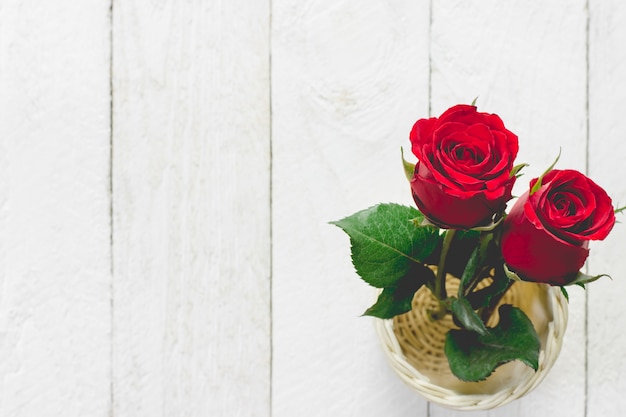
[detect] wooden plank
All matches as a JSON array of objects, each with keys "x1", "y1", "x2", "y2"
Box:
[
  {"x1": 428, "y1": 2, "x2": 588, "y2": 417},
  {"x1": 271, "y1": 1, "x2": 430, "y2": 416},
  {"x1": 587, "y1": 1, "x2": 626, "y2": 415},
  {"x1": 0, "y1": 2, "x2": 112, "y2": 416},
  {"x1": 111, "y1": 1, "x2": 271, "y2": 416}
]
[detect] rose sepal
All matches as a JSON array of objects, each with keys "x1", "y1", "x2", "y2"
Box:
[
  {"x1": 503, "y1": 263, "x2": 522, "y2": 282},
  {"x1": 401, "y1": 147, "x2": 416, "y2": 182},
  {"x1": 565, "y1": 271, "x2": 611, "y2": 288},
  {"x1": 467, "y1": 216, "x2": 504, "y2": 232},
  {"x1": 510, "y1": 162, "x2": 529, "y2": 179},
  {"x1": 529, "y1": 149, "x2": 561, "y2": 195}
]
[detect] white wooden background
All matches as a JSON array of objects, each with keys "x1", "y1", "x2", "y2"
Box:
[{"x1": 1, "y1": 1, "x2": 625, "y2": 416}]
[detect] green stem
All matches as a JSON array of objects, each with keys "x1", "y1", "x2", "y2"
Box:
[
  {"x1": 480, "y1": 278, "x2": 514, "y2": 323},
  {"x1": 460, "y1": 233, "x2": 494, "y2": 298},
  {"x1": 464, "y1": 265, "x2": 491, "y2": 297},
  {"x1": 435, "y1": 229, "x2": 456, "y2": 301}
]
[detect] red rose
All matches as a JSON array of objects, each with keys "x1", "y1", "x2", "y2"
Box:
[
  {"x1": 501, "y1": 169, "x2": 615, "y2": 285},
  {"x1": 410, "y1": 104, "x2": 519, "y2": 229}
]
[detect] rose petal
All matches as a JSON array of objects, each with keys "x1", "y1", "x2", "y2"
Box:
[
  {"x1": 437, "y1": 104, "x2": 479, "y2": 125},
  {"x1": 410, "y1": 117, "x2": 438, "y2": 159},
  {"x1": 411, "y1": 164, "x2": 507, "y2": 228},
  {"x1": 407, "y1": 104, "x2": 519, "y2": 229},
  {"x1": 502, "y1": 192, "x2": 590, "y2": 285},
  {"x1": 529, "y1": 170, "x2": 615, "y2": 243}
]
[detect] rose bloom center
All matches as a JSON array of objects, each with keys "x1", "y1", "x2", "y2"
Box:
[
  {"x1": 450, "y1": 142, "x2": 488, "y2": 171},
  {"x1": 553, "y1": 193, "x2": 576, "y2": 216},
  {"x1": 456, "y1": 147, "x2": 482, "y2": 163}
]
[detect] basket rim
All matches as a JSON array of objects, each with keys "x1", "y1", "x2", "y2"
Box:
[{"x1": 374, "y1": 284, "x2": 568, "y2": 411}]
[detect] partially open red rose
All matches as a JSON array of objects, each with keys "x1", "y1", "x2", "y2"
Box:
[
  {"x1": 410, "y1": 104, "x2": 519, "y2": 229},
  {"x1": 501, "y1": 169, "x2": 615, "y2": 285}
]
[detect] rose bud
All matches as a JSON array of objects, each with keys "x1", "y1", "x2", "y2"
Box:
[
  {"x1": 501, "y1": 169, "x2": 615, "y2": 285},
  {"x1": 410, "y1": 104, "x2": 519, "y2": 229}
]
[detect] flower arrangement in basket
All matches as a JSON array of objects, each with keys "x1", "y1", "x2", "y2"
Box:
[{"x1": 331, "y1": 103, "x2": 621, "y2": 410}]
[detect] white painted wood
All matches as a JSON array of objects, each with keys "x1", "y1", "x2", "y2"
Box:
[
  {"x1": 0, "y1": 2, "x2": 112, "y2": 416},
  {"x1": 427, "y1": 2, "x2": 589, "y2": 416},
  {"x1": 272, "y1": 1, "x2": 430, "y2": 416},
  {"x1": 111, "y1": 1, "x2": 271, "y2": 416},
  {"x1": 0, "y1": 1, "x2": 624, "y2": 416},
  {"x1": 587, "y1": 1, "x2": 626, "y2": 415}
]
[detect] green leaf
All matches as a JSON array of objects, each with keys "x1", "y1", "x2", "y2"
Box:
[
  {"x1": 450, "y1": 297, "x2": 488, "y2": 336},
  {"x1": 444, "y1": 305, "x2": 540, "y2": 382},
  {"x1": 401, "y1": 147, "x2": 416, "y2": 182},
  {"x1": 560, "y1": 286, "x2": 569, "y2": 302},
  {"x1": 330, "y1": 204, "x2": 441, "y2": 288},
  {"x1": 363, "y1": 264, "x2": 436, "y2": 319}
]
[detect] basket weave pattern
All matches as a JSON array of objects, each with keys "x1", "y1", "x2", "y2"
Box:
[{"x1": 375, "y1": 275, "x2": 568, "y2": 410}]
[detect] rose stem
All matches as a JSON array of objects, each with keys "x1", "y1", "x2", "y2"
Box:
[
  {"x1": 434, "y1": 229, "x2": 456, "y2": 302},
  {"x1": 480, "y1": 269, "x2": 514, "y2": 323}
]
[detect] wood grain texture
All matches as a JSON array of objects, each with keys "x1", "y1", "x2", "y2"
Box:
[
  {"x1": 587, "y1": 1, "x2": 626, "y2": 415},
  {"x1": 111, "y1": 1, "x2": 271, "y2": 416},
  {"x1": 428, "y1": 2, "x2": 588, "y2": 416},
  {"x1": 271, "y1": 1, "x2": 430, "y2": 416},
  {"x1": 1, "y1": 1, "x2": 624, "y2": 416},
  {"x1": 0, "y1": 2, "x2": 112, "y2": 416}
]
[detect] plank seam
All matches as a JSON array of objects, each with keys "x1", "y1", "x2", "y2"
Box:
[
  {"x1": 427, "y1": 0, "x2": 433, "y2": 119},
  {"x1": 427, "y1": 1, "x2": 433, "y2": 415},
  {"x1": 584, "y1": 1, "x2": 591, "y2": 417},
  {"x1": 269, "y1": 0, "x2": 274, "y2": 416},
  {"x1": 108, "y1": 1, "x2": 115, "y2": 416}
]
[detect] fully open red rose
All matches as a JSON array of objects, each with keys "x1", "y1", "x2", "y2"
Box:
[
  {"x1": 410, "y1": 104, "x2": 519, "y2": 229},
  {"x1": 501, "y1": 169, "x2": 615, "y2": 285}
]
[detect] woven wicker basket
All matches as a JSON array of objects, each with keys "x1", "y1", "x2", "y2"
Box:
[{"x1": 374, "y1": 274, "x2": 568, "y2": 410}]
